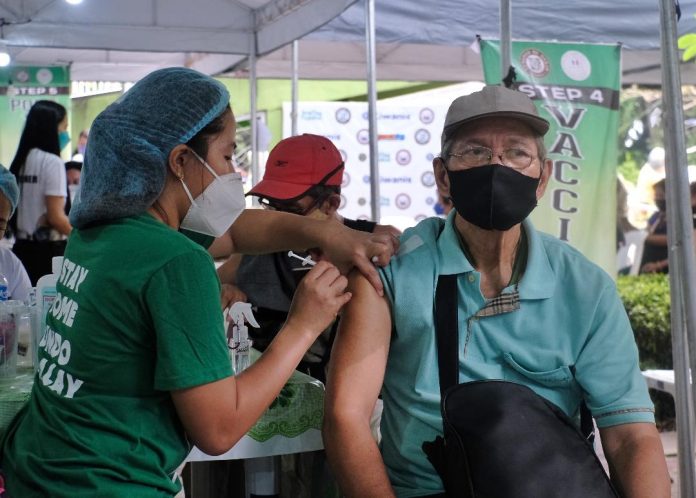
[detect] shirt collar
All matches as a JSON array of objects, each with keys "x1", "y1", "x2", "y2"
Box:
[{"x1": 437, "y1": 213, "x2": 555, "y2": 300}]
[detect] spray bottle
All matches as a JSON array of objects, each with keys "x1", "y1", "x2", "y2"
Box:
[
  {"x1": 227, "y1": 302, "x2": 259, "y2": 374},
  {"x1": 35, "y1": 256, "x2": 63, "y2": 370}
]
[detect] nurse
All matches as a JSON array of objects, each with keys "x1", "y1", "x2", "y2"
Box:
[{"x1": 0, "y1": 68, "x2": 394, "y2": 497}]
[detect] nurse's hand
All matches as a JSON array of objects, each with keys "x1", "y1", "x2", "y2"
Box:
[
  {"x1": 285, "y1": 261, "x2": 352, "y2": 339},
  {"x1": 312, "y1": 221, "x2": 399, "y2": 296},
  {"x1": 220, "y1": 283, "x2": 247, "y2": 312}
]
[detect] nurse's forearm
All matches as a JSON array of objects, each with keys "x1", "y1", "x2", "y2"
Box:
[{"x1": 228, "y1": 209, "x2": 330, "y2": 254}]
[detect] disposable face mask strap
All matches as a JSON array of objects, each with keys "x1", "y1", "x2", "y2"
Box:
[
  {"x1": 190, "y1": 149, "x2": 222, "y2": 181},
  {"x1": 179, "y1": 177, "x2": 198, "y2": 207}
]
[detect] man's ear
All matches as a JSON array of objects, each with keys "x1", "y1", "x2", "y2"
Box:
[
  {"x1": 536, "y1": 158, "x2": 553, "y2": 199},
  {"x1": 321, "y1": 193, "x2": 341, "y2": 216},
  {"x1": 433, "y1": 157, "x2": 451, "y2": 199},
  {"x1": 167, "y1": 144, "x2": 192, "y2": 180}
]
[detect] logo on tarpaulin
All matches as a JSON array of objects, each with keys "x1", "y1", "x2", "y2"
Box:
[
  {"x1": 302, "y1": 110, "x2": 322, "y2": 120},
  {"x1": 357, "y1": 129, "x2": 369, "y2": 145},
  {"x1": 415, "y1": 128, "x2": 431, "y2": 145},
  {"x1": 336, "y1": 108, "x2": 351, "y2": 124},
  {"x1": 560, "y1": 50, "x2": 592, "y2": 81},
  {"x1": 421, "y1": 171, "x2": 436, "y2": 187},
  {"x1": 396, "y1": 150, "x2": 412, "y2": 166},
  {"x1": 419, "y1": 108, "x2": 435, "y2": 124},
  {"x1": 395, "y1": 193, "x2": 412, "y2": 210},
  {"x1": 520, "y1": 48, "x2": 550, "y2": 78}
]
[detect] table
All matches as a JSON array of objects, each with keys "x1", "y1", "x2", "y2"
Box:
[
  {"x1": 186, "y1": 359, "x2": 325, "y2": 462},
  {"x1": 186, "y1": 350, "x2": 325, "y2": 497},
  {"x1": 642, "y1": 369, "x2": 677, "y2": 397}
]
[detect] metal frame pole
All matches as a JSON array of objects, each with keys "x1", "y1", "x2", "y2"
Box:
[
  {"x1": 250, "y1": 46, "x2": 259, "y2": 188},
  {"x1": 500, "y1": 0, "x2": 512, "y2": 82},
  {"x1": 291, "y1": 39, "x2": 299, "y2": 137},
  {"x1": 659, "y1": 2, "x2": 696, "y2": 495},
  {"x1": 365, "y1": 0, "x2": 380, "y2": 222}
]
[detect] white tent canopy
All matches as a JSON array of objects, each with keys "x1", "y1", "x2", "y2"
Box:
[
  {"x1": 230, "y1": 0, "x2": 696, "y2": 85},
  {"x1": 5, "y1": 1, "x2": 696, "y2": 85},
  {"x1": 0, "y1": 0, "x2": 357, "y2": 81}
]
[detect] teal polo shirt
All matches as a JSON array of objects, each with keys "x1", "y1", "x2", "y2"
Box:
[{"x1": 378, "y1": 213, "x2": 654, "y2": 498}]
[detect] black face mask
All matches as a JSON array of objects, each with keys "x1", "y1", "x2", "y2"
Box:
[
  {"x1": 655, "y1": 199, "x2": 667, "y2": 212},
  {"x1": 446, "y1": 164, "x2": 540, "y2": 231}
]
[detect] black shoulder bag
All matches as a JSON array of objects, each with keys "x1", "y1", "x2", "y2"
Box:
[{"x1": 421, "y1": 274, "x2": 619, "y2": 498}]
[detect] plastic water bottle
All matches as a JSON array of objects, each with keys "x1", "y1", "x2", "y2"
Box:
[
  {"x1": 0, "y1": 273, "x2": 8, "y2": 301},
  {"x1": 34, "y1": 257, "x2": 63, "y2": 369}
]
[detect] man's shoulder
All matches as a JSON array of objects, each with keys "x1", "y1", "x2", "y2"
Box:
[
  {"x1": 380, "y1": 217, "x2": 443, "y2": 287},
  {"x1": 398, "y1": 217, "x2": 444, "y2": 254},
  {"x1": 534, "y1": 229, "x2": 614, "y2": 286}
]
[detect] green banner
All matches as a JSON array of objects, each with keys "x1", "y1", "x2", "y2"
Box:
[
  {"x1": 0, "y1": 66, "x2": 71, "y2": 168},
  {"x1": 481, "y1": 40, "x2": 620, "y2": 274}
]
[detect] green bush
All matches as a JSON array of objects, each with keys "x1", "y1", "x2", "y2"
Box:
[
  {"x1": 616, "y1": 274, "x2": 672, "y2": 369},
  {"x1": 616, "y1": 274, "x2": 674, "y2": 428}
]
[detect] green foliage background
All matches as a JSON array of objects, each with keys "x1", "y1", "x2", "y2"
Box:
[{"x1": 616, "y1": 274, "x2": 674, "y2": 427}]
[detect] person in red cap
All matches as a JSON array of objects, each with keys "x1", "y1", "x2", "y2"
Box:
[
  {"x1": 212, "y1": 134, "x2": 398, "y2": 496},
  {"x1": 218, "y1": 133, "x2": 399, "y2": 378}
]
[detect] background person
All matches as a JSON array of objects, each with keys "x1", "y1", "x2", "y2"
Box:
[
  {"x1": 216, "y1": 132, "x2": 400, "y2": 498},
  {"x1": 640, "y1": 179, "x2": 696, "y2": 274},
  {"x1": 0, "y1": 167, "x2": 31, "y2": 303},
  {"x1": 73, "y1": 128, "x2": 89, "y2": 157},
  {"x1": 218, "y1": 133, "x2": 400, "y2": 381},
  {"x1": 640, "y1": 179, "x2": 668, "y2": 274},
  {"x1": 9, "y1": 100, "x2": 72, "y2": 284},
  {"x1": 0, "y1": 67, "x2": 395, "y2": 498},
  {"x1": 64, "y1": 159, "x2": 83, "y2": 209},
  {"x1": 323, "y1": 86, "x2": 669, "y2": 498}
]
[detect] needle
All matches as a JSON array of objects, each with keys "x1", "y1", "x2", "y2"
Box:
[{"x1": 287, "y1": 251, "x2": 317, "y2": 266}]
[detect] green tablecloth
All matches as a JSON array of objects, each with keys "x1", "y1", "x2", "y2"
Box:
[
  {"x1": 0, "y1": 355, "x2": 324, "y2": 444},
  {"x1": 247, "y1": 359, "x2": 325, "y2": 442}
]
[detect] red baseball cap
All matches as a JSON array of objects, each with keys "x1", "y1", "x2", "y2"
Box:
[{"x1": 247, "y1": 134, "x2": 344, "y2": 201}]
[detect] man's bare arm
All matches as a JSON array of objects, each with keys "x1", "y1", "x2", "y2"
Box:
[
  {"x1": 600, "y1": 422, "x2": 670, "y2": 498},
  {"x1": 323, "y1": 271, "x2": 395, "y2": 498}
]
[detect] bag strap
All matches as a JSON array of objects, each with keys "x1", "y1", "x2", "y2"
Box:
[
  {"x1": 434, "y1": 274, "x2": 595, "y2": 442},
  {"x1": 434, "y1": 274, "x2": 459, "y2": 396}
]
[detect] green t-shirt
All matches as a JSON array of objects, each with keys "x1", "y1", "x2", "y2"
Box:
[{"x1": 1, "y1": 214, "x2": 233, "y2": 497}]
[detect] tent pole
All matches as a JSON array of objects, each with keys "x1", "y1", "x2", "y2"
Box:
[
  {"x1": 659, "y1": 2, "x2": 696, "y2": 495},
  {"x1": 365, "y1": 0, "x2": 380, "y2": 222},
  {"x1": 291, "y1": 40, "x2": 299, "y2": 137},
  {"x1": 250, "y1": 46, "x2": 259, "y2": 190},
  {"x1": 500, "y1": 0, "x2": 511, "y2": 83}
]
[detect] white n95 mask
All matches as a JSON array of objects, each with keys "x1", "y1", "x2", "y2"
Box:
[{"x1": 179, "y1": 150, "x2": 246, "y2": 237}]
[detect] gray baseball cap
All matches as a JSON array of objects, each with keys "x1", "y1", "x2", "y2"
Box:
[{"x1": 441, "y1": 85, "x2": 550, "y2": 148}]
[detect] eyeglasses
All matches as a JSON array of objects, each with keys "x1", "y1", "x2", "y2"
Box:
[
  {"x1": 448, "y1": 145, "x2": 536, "y2": 170},
  {"x1": 258, "y1": 193, "x2": 327, "y2": 216}
]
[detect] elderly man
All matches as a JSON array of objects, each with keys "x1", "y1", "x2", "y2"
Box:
[{"x1": 323, "y1": 86, "x2": 670, "y2": 498}]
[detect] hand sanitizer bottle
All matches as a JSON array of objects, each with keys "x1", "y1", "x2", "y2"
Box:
[{"x1": 227, "y1": 302, "x2": 259, "y2": 374}]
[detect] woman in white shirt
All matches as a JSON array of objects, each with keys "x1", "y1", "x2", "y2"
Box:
[{"x1": 10, "y1": 100, "x2": 72, "y2": 284}]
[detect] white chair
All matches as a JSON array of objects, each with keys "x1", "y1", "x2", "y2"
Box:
[{"x1": 616, "y1": 229, "x2": 647, "y2": 275}]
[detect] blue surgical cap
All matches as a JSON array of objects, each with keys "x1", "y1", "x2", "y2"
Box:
[
  {"x1": 70, "y1": 67, "x2": 230, "y2": 228},
  {"x1": 0, "y1": 166, "x2": 19, "y2": 216}
]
